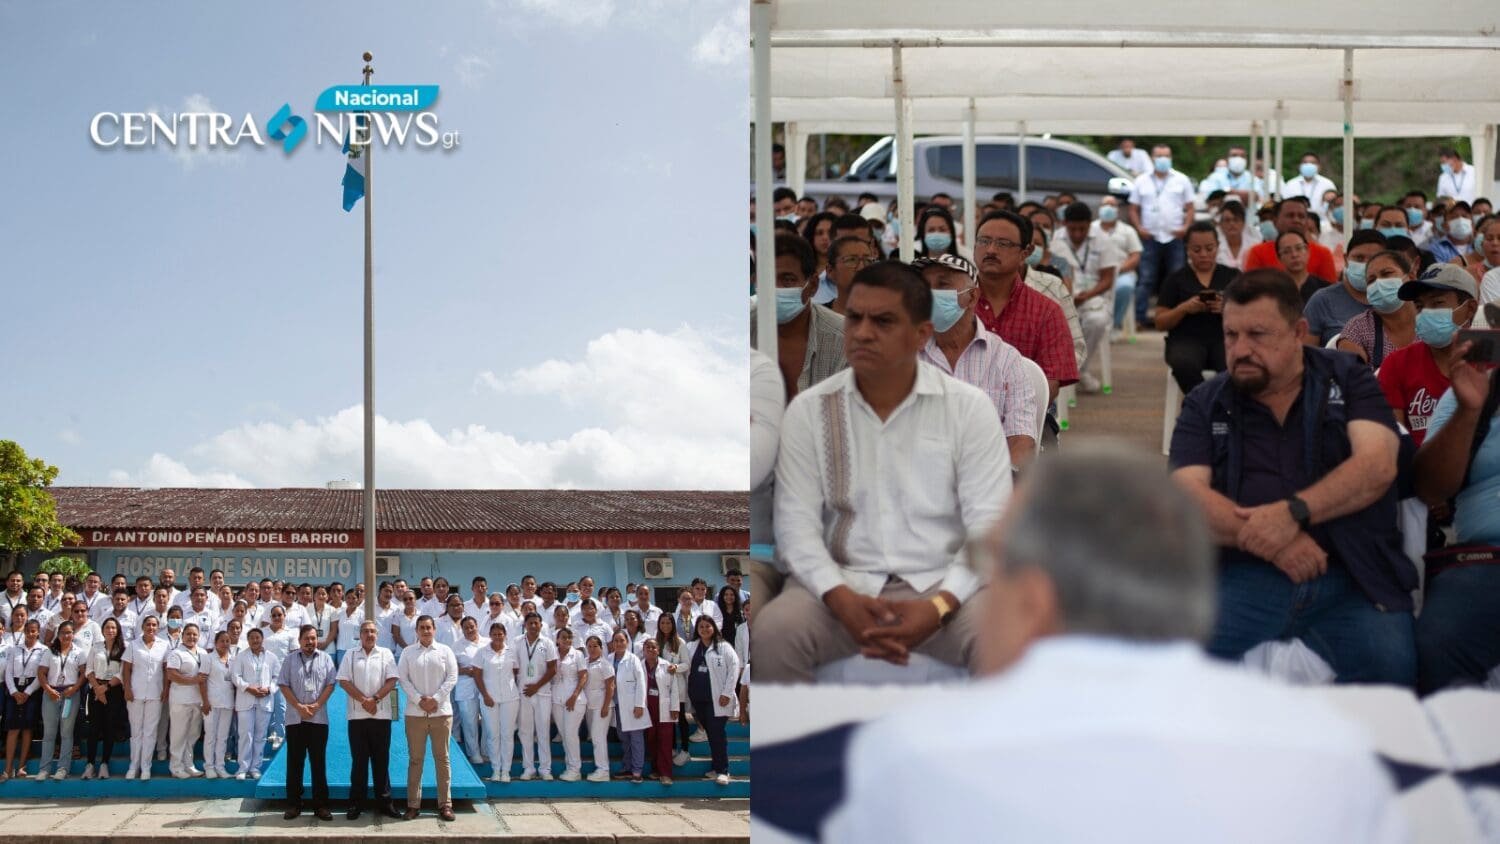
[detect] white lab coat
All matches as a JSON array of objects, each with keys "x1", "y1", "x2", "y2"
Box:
[
  {"x1": 684, "y1": 640, "x2": 742, "y2": 718},
  {"x1": 645, "y1": 658, "x2": 678, "y2": 722},
  {"x1": 610, "y1": 651, "x2": 652, "y2": 733}
]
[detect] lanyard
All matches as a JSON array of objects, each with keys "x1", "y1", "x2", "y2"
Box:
[
  {"x1": 3, "y1": 594, "x2": 20, "y2": 613},
  {"x1": 20, "y1": 645, "x2": 40, "y2": 675},
  {"x1": 43, "y1": 594, "x2": 60, "y2": 612},
  {"x1": 524, "y1": 637, "x2": 541, "y2": 665},
  {"x1": 1065, "y1": 237, "x2": 1092, "y2": 274},
  {"x1": 132, "y1": 596, "x2": 150, "y2": 615},
  {"x1": 251, "y1": 650, "x2": 265, "y2": 680}
]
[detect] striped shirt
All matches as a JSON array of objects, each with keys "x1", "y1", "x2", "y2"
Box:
[{"x1": 921, "y1": 318, "x2": 1037, "y2": 441}]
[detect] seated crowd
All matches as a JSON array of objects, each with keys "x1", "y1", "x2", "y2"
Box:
[
  {"x1": 0, "y1": 567, "x2": 749, "y2": 812},
  {"x1": 750, "y1": 143, "x2": 1500, "y2": 692}
]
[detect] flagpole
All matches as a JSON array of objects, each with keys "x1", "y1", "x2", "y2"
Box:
[{"x1": 361, "y1": 52, "x2": 377, "y2": 622}]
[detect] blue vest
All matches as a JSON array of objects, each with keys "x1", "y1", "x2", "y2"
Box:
[{"x1": 1203, "y1": 347, "x2": 1417, "y2": 611}]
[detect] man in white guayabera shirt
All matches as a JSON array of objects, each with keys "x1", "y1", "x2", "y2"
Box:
[{"x1": 397, "y1": 615, "x2": 458, "y2": 821}]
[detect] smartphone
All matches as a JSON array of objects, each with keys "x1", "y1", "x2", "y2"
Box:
[
  {"x1": 1459, "y1": 329, "x2": 1500, "y2": 364},
  {"x1": 1196, "y1": 291, "x2": 1219, "y2": 303}
]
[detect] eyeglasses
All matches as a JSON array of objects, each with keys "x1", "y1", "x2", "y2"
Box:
[
  {"x1": 836, "y1": 255, "x2": 876, "y2": 268},
  {"x1": 974, "y1": 236, "x2": 1023, "y2": 251}
]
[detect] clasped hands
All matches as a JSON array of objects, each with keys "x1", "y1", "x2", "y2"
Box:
[
  {"x1": 826, "y1": 586, "x2": 944, "y2": 665},
  {"x1": 1234, "y1": 501, "x2": 1327, "y2": 584}
]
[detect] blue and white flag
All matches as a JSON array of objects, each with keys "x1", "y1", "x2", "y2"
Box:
[{"x1": 341, "y1": 114, "x2": 367, "y2": 212}]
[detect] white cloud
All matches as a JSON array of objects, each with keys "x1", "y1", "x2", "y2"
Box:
[
  {"x1": 455, "y1": 54, "x2": 493, "y2": 87},
  {"x1": 145, "y1": 94, "x2": 242, "y2": 172},
  {"x1": 692, "y1": 3, "x2": 748, "y2": 68},
  {"x1": 59, "y1": 429, "x2": 81, "y2": 446},
  {"x1": 109, "y1": 327, "x2": 749, "y2": 490},
  {"x1": 108, "y1": 454, "x2": 253, "y2": 488}
]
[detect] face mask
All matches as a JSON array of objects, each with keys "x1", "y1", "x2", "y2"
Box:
[
  {"x1": 1025, "y1": 249, "x2": 1043, "y2": 267},
  {"x1": 1345, "y1": 261, "x2": 1368, "y2": 291},
  {"x1": 1447, "y1": 218, "x2": 1474, "y2": 240},
  {"x1": 776, "y1": 214, "x2": 799, "y2": 225},
  {"x1": 1227, "y1": 156, "x2": 1247, "y2": 175},
  {"x1": 1415, "y1": 307, "x2": 1460, "y2": 347},
  {"x1": 1406, "y1": 207, "x2": 1425, "y2": 227},
  {"x1": 1476, "y1": 233, "x2": 1486, "y2": 249},
  {"x1": 775, "y1": 287, "x2": 808, "y2": 324},
  {"x1": 1365, "y1": 278, "x2": 1404, "y2": 314},
  {"x1": 167, "y1": 619, "x2": 183, "y2": 630},
  {"x1": 1213, "y1": 166, "x2": 1228, "y2": 179},
  {"x1": 1258, "y1": 221, "x2": 1278, "y2": 241},
  {"x1": 923, "y1": 232, "x2": 953, "y2": 252},
  {"x1": 929, "y1": 289, "x2": 970, "y2": 333},
  {"x1": 1153, "y1": 156, "x2": 1172, "y2": 174},
  {"x1": 748, "y1": 223, "x2": 756, "y2": 237},
  {"x1": 1441, "y1": 162, "x2": 1454, "y2": 176},
  {"x1": 1378, "y1": 226, "x2": 1409, "y2": 239},
  {"x1": 1358, "y1": 219, "x2": 1374, "y2": 230},
  {"x1": 1098, "y1": 205, "x2": 1118, "y2": 223},
  {"x1": 1331, "y1": 207, "x2": 1345, "y2": 226},
  {"x1": 1299, "y1": 162, "x2": 1319, "y2": 179},
  {"x1": 566, "y1": 591, "x2": 580, "y2": 602}
]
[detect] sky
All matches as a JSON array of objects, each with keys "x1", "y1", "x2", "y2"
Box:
[{"x1": 0, "y1": 0, "x2": 751, "y2": 491}]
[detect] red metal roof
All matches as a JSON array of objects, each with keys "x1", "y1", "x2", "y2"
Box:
[{"x1": 49, "y1": 487, "x2": 748, "y2": 534}]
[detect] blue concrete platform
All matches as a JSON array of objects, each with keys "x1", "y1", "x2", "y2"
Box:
[{"x1": 255, "y1": 687, "x2": 486, "y2": 801}]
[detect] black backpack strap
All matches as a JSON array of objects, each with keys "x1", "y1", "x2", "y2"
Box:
[{"x1": 1372, "y1": 316, "x2": 1385, "y2": 369}]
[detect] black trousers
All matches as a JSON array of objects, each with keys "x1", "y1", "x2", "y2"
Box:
[
  {"x1": 1165, "y1": 336, "x2": 1227, "y2": 396},
  {"x1": 285, "y1": 722, "x2": 329, "y2": 807},
  {"x1": 84, "y1": 686, "x2": 126, "y2": 764},
  {"x1": 347, "y1": 718, "x2": 391, "y2": 804},
  {"x1": 691, "y1": 699, "x2": 730, "y2": 775}
]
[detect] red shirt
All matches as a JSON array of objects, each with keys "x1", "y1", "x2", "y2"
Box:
[
  {"x1": 1377, "y1": 341, "x2": 1449, "y2": 446},
  {"x1": 1242, "y1": 239, "x2": 1338, "y2": 282},
  {"x1": 975, "y1": 276, "x2": 1080, "y2": 387}
]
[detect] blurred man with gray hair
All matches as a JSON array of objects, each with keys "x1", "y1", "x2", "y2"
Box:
[{"x1": 824, "y1": 444, "x2": 1406, "y2": 843}]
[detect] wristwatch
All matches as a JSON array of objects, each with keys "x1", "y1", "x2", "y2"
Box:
[
  {"x1": 1286, "y1": 495, "x2": 1312, "y2": 531},
  {"x1": 929, "y1": 594, "x2": 958, "y2": 627}
]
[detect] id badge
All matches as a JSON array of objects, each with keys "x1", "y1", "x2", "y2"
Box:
[
  {"x1": 527, "y1": 664, "x2": 536, "y2": 679},
  {"x1": 303, "y1": 674, "x2": 318, "y2": 696}
]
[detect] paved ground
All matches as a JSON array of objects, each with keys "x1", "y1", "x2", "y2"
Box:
[
  {"x1": 1065, "y1": 329, "x2": 1172, "y2": 458},
  {"x1": 0, "y1": 796, "x2": 749, "y2": 842}
]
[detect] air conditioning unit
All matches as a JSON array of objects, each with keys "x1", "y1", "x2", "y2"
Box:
[
  {"x1": 374, "y1": 555, "x2": 400, "y2": 577},
  {"x1": 720, "y1": 554, "x2": 749, "y2": 575},
  {"x1": 643, "y1": 556, "x2": 674, "y2": 580}
]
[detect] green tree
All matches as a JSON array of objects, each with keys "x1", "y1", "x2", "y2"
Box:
[{"x1": 0, "y1": 441, "x2": 79, "y2": 571}]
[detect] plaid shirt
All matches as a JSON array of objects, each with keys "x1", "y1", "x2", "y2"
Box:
[
  {"x1": 751, "y1": 302, "x2": 848, "y2": 395},
  {"x1": 921, "y1": 317, "x2": 1037, "y2": 441},
  {"x1": 975, "y1": 276, "x2": 1080, "y2": 387}
]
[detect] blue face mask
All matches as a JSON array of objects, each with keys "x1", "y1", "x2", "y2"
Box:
[
  {"x1": 1258, "y1": 221, "x2": 1278, "y2": 241},
  {"x1": 167, "y1": 618, "x2": 183, "y2": 630},
  {"x1": 1025, "y1": 248, "x2": 1043, "y2": 267},
  {"x1": 1406, "y1": 207, "x2": 1426, "y2": 227},
  {"x1": 1299, "y1": 162, "x2": 1319, "y2": 179},
  {"x1": 1345, "y1": 261, "x2": 1368, "y2": 291},
  {"x1": 1098, "y1": 205, "x2": 1118, "y2": 223},
  {"x1": 1441, "y1": 161, "x2": 1454, "y2": 176},
  {"x1": 1153, "y1": 156, "x2": 1172, "y2": 174},
  {"x1": 1357, "y1": 219, "x2": 1374, "y2": 230},
  {"x1": 1447, "y1": 217, "x2": 1474, "y2": 241},
  {"x1": 1331, "y1": 207, "x2": 1345, "y2": 225},
  {"x1": 923, "y1": 232, "x2": 953, "y2": 252},
  {"x1": 1365, "y1": 278, "x2": 1404, "y2": 314},
  {"x1": 1415, "y1": 307, "x2": 1460, "y2": 348},
  {"x1": 776, "y1": 287, "x2": 807, "y2": 324},
  {"x1": 566, "y1": 591, "x2": 580, "y2": 602},
  {"x1": 1378, "y1": 226, "x2": 1409, "y2": 239},
  {"x1": 930, "y1": 288, "x2": 970, "y2": 333}
]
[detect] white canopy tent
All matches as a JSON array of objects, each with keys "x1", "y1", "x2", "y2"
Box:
[{"x1": 750, "y1": 0, "x2": 1500, "y2": 355}]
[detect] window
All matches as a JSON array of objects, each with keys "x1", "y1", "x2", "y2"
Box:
[
  {"x1": 1025, "y1": 147, "x2": 1115, "y2": 195},
  {"x1": 850, "y1": 142, "x2": 894, "y2": 182},
  {"x1": 927, "y1": 144, "x2": 1017, "y2": 187}
]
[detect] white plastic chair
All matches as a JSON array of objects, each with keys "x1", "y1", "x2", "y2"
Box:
[
  {"x1": 1100, "y1": 331, "x2": 1113, "y2": 394},
  {"x1": 1324, "y1": 332, "x2": 1342, "y2": 349},
  {"x1": 1162, "y1": 369, "x2": 1217, "y2": 456},
  {"x1": 1019, "y1": 356, "x2": 1048, "y2": 454}
]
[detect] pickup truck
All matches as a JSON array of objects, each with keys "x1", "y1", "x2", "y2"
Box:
[{"x1": 791, "y1": 135, "x2": 1135, "y2": 210}]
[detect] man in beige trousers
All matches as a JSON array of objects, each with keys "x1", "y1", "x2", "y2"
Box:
[{"x1": 396, "y1": 615, "x2": 458, "y2": 821}]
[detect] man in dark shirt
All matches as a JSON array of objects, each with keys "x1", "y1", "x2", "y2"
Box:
[{"x1": 1169, "y1": 269, "x2": 1416, "y2": 686}]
